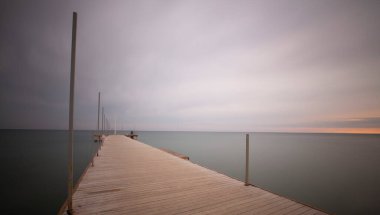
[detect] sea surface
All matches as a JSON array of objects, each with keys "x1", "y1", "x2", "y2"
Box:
[
  {"x1": 0, "y1": 129, "x2": 102, "y2": 215},
  {"x1": 1, "y1": 130, "x2": 379, "y2": 214}
]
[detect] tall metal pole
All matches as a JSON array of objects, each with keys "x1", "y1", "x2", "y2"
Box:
[
  {"x1": 105, "y1": 116, "x2": 107, "y2": 132},
  {"x1": 102, "y1": 107, "x2": 104, "y2": 133},
  {"x1": 101, "y1": 107, "x2": 104, "y2": 148},
  {"x1": 114, "y1": 118, "x2": 116, "y2": 135},
  {"x1": 97, "y1": 92, "x2": 100, "y2": 156},
  {"x1": 97, "y1": 92, "x2": 100, "y2": 133},
  {"x1": 245, "y1": 133, "x2": 250, "y2": 186},
  {"x1": 67, "y1": 11, "x2": 77, "y2": 215}
]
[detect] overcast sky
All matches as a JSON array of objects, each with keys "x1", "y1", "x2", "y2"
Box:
[{"x1": 1, "y1": 0, "x2": 380, "y2": 132}]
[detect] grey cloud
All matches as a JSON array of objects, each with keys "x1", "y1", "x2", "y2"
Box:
[{"x1": 1, "y1": 0, "x2": 380, "y2": 131}]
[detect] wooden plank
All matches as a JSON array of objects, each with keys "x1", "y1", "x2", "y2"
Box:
[
  {"x1": 61, "y1": 135, "x2": 328, "y2": 215},
  {"x1": 159, "y1": 148, "x2": 190, "y2": 160}
]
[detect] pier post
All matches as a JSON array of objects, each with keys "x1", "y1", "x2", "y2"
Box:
[
  {"x1": 96, "y1": 92, "x2": 100, "y2": 157},
  {"x1": 101, "y1": 107, "x2": 104, "y2": 148},
  {"x1": 67, "y1": 11, "x2": 77, "y2": 215},
  {"x1": 102, "y1": 107, "x2": 104, "y2": 134},
  {"x1": 245, "y1": 133, "x2": 250, "y2": 186},
  {"x1": 114, "y1": 118, "x2": 116, "y2": 135}
]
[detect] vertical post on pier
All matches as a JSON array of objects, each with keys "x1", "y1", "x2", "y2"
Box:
[
  {"x1": 102, "y1": 107, "x2": 104, "y2": 133},
  {"x1": 101, "y1": 107, "x2": 104, "y2": 148},
  {"x1": 96, "y1": 92, "x2": 100, "y2": 156},
  {"x1": 67, "y1": 11, "x2": 77, "y2": 215},
  {"x1": 105, "y1": 117, "x2": 107, "y2": 133},
  {"x1": 97, "y1": 92, "x2": 100, "y2": 132},
  {"x1": 106, "y1": 117, "x2": 110, "y2": 134},
  {"x1": 114, "y1": 118, "x2": 116, "y2": 135},
  {"x1": 245, "y1": 133, "x2": 250, "y2": 186}
]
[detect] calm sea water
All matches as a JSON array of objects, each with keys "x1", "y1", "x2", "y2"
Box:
[
  {"x1": 137, "y1": 131, "x2": 380, "y2": 215},
  {"x1": 1, "y1": 130, "x2": 379, "y2": 214},
  {"x1": 0, "y1": 129, "x2": 102, "y2": 215}
]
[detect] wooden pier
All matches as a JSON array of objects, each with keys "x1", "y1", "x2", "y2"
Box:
[
  {"x1": 61, "y1": 135, "x2": 327, "y2": 214},
  {"x1": 159, "y1": 148, "x2": 190, "y2": 160}
]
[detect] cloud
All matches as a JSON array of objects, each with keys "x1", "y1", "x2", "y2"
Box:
[{"x1": 1, "y1": 0, "x2": 380, "y2": 131}]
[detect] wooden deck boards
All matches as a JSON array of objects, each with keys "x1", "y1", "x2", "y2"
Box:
[{"x1": 66, "y1": 135, "x2": 326, "y2": 215}]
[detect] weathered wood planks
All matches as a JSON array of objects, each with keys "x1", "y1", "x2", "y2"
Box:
[{"x1": 64, "y1": 135, "x2": 327, "y2": 215}]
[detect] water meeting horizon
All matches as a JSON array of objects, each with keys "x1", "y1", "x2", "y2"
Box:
[{"x1": 2, "y1": 2, "x2": 380, "y2": 214}]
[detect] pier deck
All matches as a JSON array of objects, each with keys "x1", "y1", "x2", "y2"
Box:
[{"x1": 65, "y1": 135, "x2": 326, "y2": 214}]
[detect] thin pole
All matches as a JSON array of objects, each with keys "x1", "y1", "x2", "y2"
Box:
[
  {"x1": 102, "y1": 108, "x2": 104, "y2": 133},
  {"x1": 114, "y1": 118, "x2": 116, "y2": 135},
  {"x1": 97, "y1": 92, "x2": 100, "y2": 134},
  {"x1": 105, "y1": 117, "x2": 107, "y2": 132},
  {"x1": 96, "y1": 92, "x2": 100, "y2": 156},
  {"x1": 245, "y1": 133, "x2": 250, "y2": 186},
  {"x1": 67, "y1": 11, "x2": 77, "y2": 215},
  {"x1": 101, "y1": 108, "x2": 104, "y2": 148},
  {"x1": 104, "y1": 114, "x2": 106, "y2": 132}
]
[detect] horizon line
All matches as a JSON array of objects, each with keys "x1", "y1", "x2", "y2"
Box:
[{"x1": 1, "y1": 128, "x2": 380, "y2": 135}]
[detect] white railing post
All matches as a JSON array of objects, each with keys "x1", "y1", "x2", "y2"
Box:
[{"x1": 245, "y1": 133, "x2": 250, "y2": 186}]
